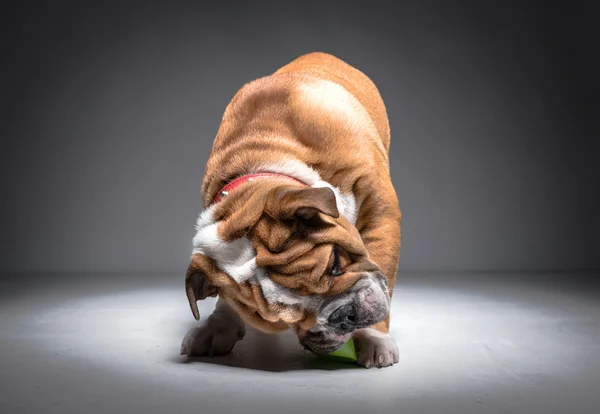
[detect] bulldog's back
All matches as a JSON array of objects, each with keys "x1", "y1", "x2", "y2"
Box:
[
  {"x1": 203, "y1": 52, "x2": 394, "y2": 207},
  {"x1": 274, "y1": 52, "x2": 390, "y2": 153}
]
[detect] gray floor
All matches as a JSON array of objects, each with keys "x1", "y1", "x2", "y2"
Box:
[{"x1": 1, "y1": 272, "x2": 599, "y2": 414}]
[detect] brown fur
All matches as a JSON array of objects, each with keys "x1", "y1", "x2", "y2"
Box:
[{"x1": 187, "y1": 52, "x2": 401, "y2": 334}]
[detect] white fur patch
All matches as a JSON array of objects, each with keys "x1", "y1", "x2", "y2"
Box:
[
  {"x1": 192, "y1": 206, "x2": 256, "y2": 284},
  {"x1": 248, "y1": 159, "x2": 321, "y2": 187}
]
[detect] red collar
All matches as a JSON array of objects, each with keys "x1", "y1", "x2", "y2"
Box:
[{"x1": 212, "y1": 172, "x2": 307, "y2": 204}]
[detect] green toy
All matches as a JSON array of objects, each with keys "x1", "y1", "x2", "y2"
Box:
[{"x1": 317, "y1": 338, "x2": 358, "y2": 363}]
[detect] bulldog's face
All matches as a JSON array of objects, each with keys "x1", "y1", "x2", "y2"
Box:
[
  {"x1": 297, "y1": 272, "x2": 390, "y2": 354},
  {"x1": 185, "y1": 179, "x2": 390, "y2": 354}
]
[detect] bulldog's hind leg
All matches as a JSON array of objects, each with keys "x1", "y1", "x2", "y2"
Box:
[
  {"x1": 180, "y1": 297, "x2": 246, "y2": 357},
  {"x1": 353, "y1": 323, "x2": 399, "y2": 368}
]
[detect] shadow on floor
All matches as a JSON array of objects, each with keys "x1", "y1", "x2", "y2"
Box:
[{"x1": 169, "y1": 323, "x2": 363, "y2": 372}]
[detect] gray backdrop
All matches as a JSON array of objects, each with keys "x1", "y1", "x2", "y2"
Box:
[{"x1": 2, "y1": 1, "x2": 598, "y2": 274}]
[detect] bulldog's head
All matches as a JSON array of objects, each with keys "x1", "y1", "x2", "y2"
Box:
[{"x1": 185, "y1": 177, "x2": 390, "y2": 354}]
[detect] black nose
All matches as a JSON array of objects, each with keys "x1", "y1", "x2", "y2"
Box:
[{"x1": 328, "y1": 303, "x2": 357, "y2": 334}]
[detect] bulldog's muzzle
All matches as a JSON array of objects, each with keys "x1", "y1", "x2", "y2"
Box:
[{"x1": 300, "y1": 272, "x2": 390, "y2": 354}]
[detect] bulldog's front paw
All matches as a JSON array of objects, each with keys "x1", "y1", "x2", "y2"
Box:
[
  {"x1": 180, "y1": 320, "x2": 245, "y2": 357},
  {"x1": 353, "y1": 327, "x2": 399, "y2": 368}
]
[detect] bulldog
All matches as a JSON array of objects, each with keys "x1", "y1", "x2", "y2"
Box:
[{"x1": 180, "y1": 52, "x2": 401, "y2": 368}]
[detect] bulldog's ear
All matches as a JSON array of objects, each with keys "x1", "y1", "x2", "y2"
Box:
[
  {"x1": 185, "y1": 253, "x2": 219, "y2": 321},
  {"x1": 278, "y1": 187, "x2": 339, "y2": 221}
]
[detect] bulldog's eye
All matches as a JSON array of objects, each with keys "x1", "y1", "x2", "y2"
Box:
[{"x1": 331, "y1": 246, "x2": 344, "y2": 277}]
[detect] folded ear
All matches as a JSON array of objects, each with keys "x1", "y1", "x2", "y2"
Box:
[
  {"x1": 277, "y1": 187, "x2": 339, "y2": 221},
  {"x1": 185, "y1": 253, "x2": 219, "y2": 320}
]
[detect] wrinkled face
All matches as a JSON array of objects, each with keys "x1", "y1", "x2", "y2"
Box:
[{"x1": 186, "y1": 180, "x2": 391, "y2": 354}]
